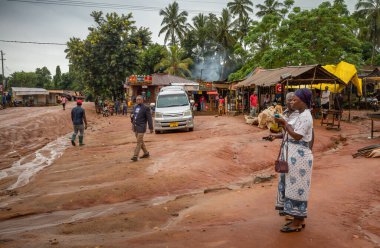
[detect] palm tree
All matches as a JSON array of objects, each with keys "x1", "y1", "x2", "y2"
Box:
[
  {"x1": 159, "y1": 1, "x2": 189, "y2": 45},
  {"x1": 355, "y1": 0, "x2": 380, "y2": 65},
  {"x1": 256, "y1": 0, "x2": 284, "y2": 18},
  {"x1": 227, "y1": 0, "x2": 254, "y2": 21},
  {"x1": 216, "y1": 9, "x2": 236, "y2": 79},
  {"x1": 191, "y1": 13, "x2": 209, "y2": 51},
  {"x1": 234, "y1": 16, "x2": 252, "y2": 45},
  {"x1": 155, "y1": 45, "x2": 193, "y2": 77}
]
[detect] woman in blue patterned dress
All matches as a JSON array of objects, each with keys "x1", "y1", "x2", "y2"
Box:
[{"x1": 274, "y1": 88, "x2": 314, "y2": 232}]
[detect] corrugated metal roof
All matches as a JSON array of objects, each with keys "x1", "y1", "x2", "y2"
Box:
[
  {"x1": 152, "y1": 73, "x2": 197, "y2": 86},
  {"x1": 363, "y1": 67, "x2": 380, "y2": 78},
  {"x1": 11, "y1": 87, "x2": 49, "y2": 95},
  {"x1": 236, "y1": 65, "x2": 345, "y2": 88},
  {"x1": 237, "y1": 65, "x2": 317, "y2": 87}
]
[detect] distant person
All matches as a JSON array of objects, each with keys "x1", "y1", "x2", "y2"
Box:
[
  {"x1": 130, "y1": 95, "x2": 153, "y2": 162},
  {"x1": 2, "y1": 93, "x2": 6, "y2": 108},
  {"x1": 61, "y1": 96, "x2": 67, "y2": 110},
  {"x1": 218, "y1": 96, "x2": 225, "y2": 115},
  {"x1": 115, "y1": 99, "x2": 120, "y2": 115},
  {"x1": 312, "y1": 93, "x2": 321, "y2": 119},
  {"x1": 122, "y1": 99, "x2": 128, "y2": 116},
  {"x1": 321, "y1": 86, "x2": 330, "y2": 119},
  {"x1": 215, "y1": 95, "x2": 219, "y2": 109},
  {"x1": 147, "y1": 90, "x2": 151, "y2": 101},
  {"x1": 334, "y1": 92, "x2": 343, "y2": 119},
  {"x1": 200, "y1": 95, "x2": 205, "y2": 111},
  {"x1": 250, "y1": 91, "x2": 258, "y2": 117},
  {"x1": 6, "y1": 93, "x2": 11, "y2": 107},
  {"x1": 263, "y1": 94, "x2": 270, "y2": 109},
  {"x1": 71, "y1": 100, "x2": 88, "y2": 146}
]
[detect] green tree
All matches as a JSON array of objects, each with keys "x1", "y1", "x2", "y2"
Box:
[
  {"x1": 66, "y1": 11, "x2": 152, "y2": 99},
  {"x1": 159, "y1": 1, "x2": 189, "y2": 45},
  {"x1": 231, "y1": 1, "x2": 363, "y2": 79},
  {"x1": 262, "y1": 2, "x2": 362, "y2": 67},
  {"x1": 191, "y1": 14, "x2": 209, "y2": 57},
  {"x1": 256, "y1": 0, "x2": 284, "y2": 18},
  {"x1": 227, "y1": 0, "x2": 254, "y2": 46},
  {"x1": 53, "y1": 65, "x2": 62, "y2": 89},
  {"x1": 138, "y1": 44, "x2": 167, "y2": 74},
  {"x1": 227, "y1": 0, "x2": 254, "y2": 21},
  {"x1": 8, "y1": 71, "x2": 38, "y2": 88},
  {"x1": 155, "y1": 45, "x2": 193, "y2": 77},
  {"x1": 216, "y1": 9, "x2": 237, "y2": 78},
  {"x1": 35, "y1": 67, "x2": 52, "y2": 89},
  {"x1": 355, "y1": 0, "x2": 380, "y2": 64}
]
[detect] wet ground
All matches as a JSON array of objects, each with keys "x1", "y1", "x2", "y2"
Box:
[{"x1": 0, "y1": 103, "x2": 379, "y2": 248}]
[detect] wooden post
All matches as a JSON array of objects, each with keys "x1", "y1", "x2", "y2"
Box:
[
  {"x1": 348, "y1": 82, "x2": 352, "y2": 122},
  {"x1": 364, "y1": 78, "x2": 367, "y2": 110}
]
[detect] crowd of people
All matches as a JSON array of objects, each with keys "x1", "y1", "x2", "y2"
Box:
[{"x1": 95, "y1": 98, "x2": 130, "y2": 117}]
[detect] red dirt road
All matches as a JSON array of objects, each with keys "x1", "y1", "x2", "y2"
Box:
[{"x1": 0, "y1": 104, "x2": 378, "y2": 248}]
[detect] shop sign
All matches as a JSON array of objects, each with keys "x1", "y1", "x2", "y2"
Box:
[
  {"x1": 128, "y1": 75, "x2": 152, "y2": 84},
  {"x1": 199, "y1": 82, "x2": 213, "y2": 91},
  {"x1": 207, "y1": 91, "x2": 218, "y2": 95},
  {"x1": 276, "y1": 83, "x2": 283, "y2": 93}
]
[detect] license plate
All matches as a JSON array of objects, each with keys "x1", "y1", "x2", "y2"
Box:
[{"x1": 169, "y1": 122, "x2": 179, "y2": 127}]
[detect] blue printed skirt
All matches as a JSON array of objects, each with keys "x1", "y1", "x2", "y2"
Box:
[{"x1": 275, "y1": 139, "x2": 313, "y2": 218}]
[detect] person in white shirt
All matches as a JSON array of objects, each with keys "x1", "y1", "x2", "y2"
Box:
[{"x1": 321, "y1": 86, "x2": 330, "y2": 119}]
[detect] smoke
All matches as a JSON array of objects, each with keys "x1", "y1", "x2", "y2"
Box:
[
  {"x1": 191, "y1": 51, "x2": 239, "y2": 82},
  {"x1": 192, "y1": 55, "x2": 223, "y2": 82}
]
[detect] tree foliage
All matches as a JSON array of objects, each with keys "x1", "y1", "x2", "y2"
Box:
[
  {"x1": 159, "y1": 1, "x2": 189, "y2": 46},
  {"x1": 355, "y1": 0, "x2": 380, "y2": 64},
  {"x1": 155, "y1": 45, "x2": 193, "y2": 77},
  {"x1": 230, "y1": 0, "x2": 363, "y2": 80},
  {"x1": 65, "y1": 11, "x2": 152, "y2": 99}
]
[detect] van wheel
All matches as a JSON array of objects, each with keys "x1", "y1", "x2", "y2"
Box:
[
  {"x1": 155, "y1": 130, "x2": 160, "y2": 134},
  {"x1": 189, "y1": 128, "x2": 194, "y2": 132}
]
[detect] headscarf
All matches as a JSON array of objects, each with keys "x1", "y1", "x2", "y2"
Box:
[{"x1": 294, "y1": 88, "x2": 312, "y2": 109}]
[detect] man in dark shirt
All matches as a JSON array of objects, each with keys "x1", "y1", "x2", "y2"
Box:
[
  {"x1": 130, "y1": 95, "x2": 153, "y2": 161},
  {"x1": 71, "y1": 100, "x2": 88, "y2": 146}
]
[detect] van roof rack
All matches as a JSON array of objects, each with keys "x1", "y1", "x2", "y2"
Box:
[{"x1": 160, "y1": 86, "x2": 185, "y2": 92}]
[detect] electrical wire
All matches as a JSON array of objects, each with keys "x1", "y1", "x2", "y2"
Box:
[
  {"x1": 7, "y1": 0, "x2": 223, "y2": 14},
  {"x1": 0, "y1": 39, "x2": 66, "y2": 45}
]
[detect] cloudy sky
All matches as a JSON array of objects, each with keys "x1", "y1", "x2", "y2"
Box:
[{"x1": 0, "y1": 0, "x2": 357, "y2": 77}]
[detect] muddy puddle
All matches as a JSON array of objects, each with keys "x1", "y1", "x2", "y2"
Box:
[{"x1": 0, "y1": 135, "x2": 71, "y2": 190}]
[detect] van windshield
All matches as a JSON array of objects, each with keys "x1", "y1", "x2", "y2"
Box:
[{"x1": 157, "y1": 94, "x2": 189, "y2": 108}]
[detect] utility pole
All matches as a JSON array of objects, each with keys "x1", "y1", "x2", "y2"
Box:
[{"x1": 1, "y1": 50, "x2": 4, "y2": 91}]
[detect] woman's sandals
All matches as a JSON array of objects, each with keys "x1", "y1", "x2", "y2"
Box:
[{"x1": 281, "y1": 221, "x2": 306, "y2": 233}]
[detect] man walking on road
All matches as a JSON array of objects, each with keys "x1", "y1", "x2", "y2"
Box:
[
  {"x1": 130, "y1": 95, "x2": 153, "y2": 162},
  {"x1": 71, "y1": 100, "x2": 88, "y2": 146}
]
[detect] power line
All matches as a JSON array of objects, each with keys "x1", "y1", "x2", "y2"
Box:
[
  {"x1": 7, "y1": 0, "x2": 223, "y2": 14},
  {"x1": 0, "y1": 39, "x2": 66, "y2": 45}
]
